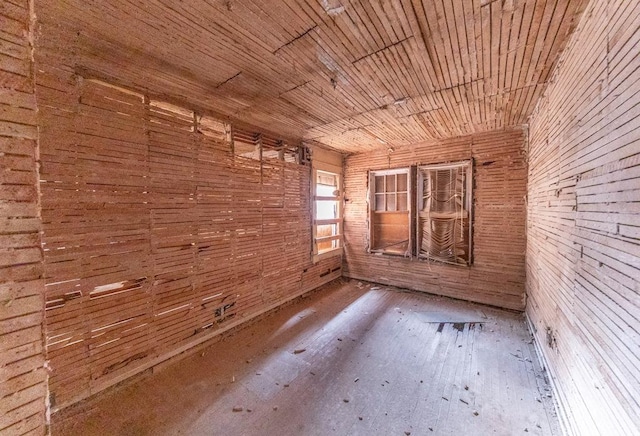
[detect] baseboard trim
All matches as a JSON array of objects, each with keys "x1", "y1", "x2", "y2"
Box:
[
  {"x1": 51, "y1": 273, "x2": 342, "y2": 414},
  {"x1": 525, "y1": 312, "x2": 575, "y2": 436}
]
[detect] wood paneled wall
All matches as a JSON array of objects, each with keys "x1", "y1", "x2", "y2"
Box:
[
  {"x1": 343, "y1": 128, "x2": 527, "y2": 311},
  {"x1": 35, "y1": 33, "x2": 341, "y2": 411},
  {"x1": 0, "y1": 0, "x2": 47, "y2": 434},
  {"x1": 526, "y1": 0, "x2": 640, "y2": 434}
]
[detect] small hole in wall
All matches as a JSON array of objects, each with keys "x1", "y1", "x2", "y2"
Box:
[{"x1": 546, "y1": 326, "x2": 557, "y2": 350}]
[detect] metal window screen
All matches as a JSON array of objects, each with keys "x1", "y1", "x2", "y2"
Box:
[{"x1": 417, "y1": 162, "x2": 472, "y2": 265}]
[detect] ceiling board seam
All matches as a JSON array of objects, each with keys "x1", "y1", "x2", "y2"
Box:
[
  {"x1": 216, "y1": 72, "x2": 243, "y2": 89},
  {"x1": 272, "y1": 25, "x2": 319, "y2": 55}
]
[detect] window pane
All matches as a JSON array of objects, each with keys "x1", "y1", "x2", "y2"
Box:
[
  {"x1": 397, "y1": 173, "x2": 407, "y2": 191},
  {"x1": 375, "y1": 175, "x2": 384, "y2": 193},
  {"x1": 316, "y1": 183, "x2": 335, "y2": 196},
  {"x1": 385, "y1": 174, "x2": 396, "y2": 192},
  {"x1": 317, "y1": 224, "x2": 338, "y2": 253},
  {"x1": 317, "y1": 224, "x2": 338, "y2": 236},
  {"x1": 316, "y1": 200, "x2": 337, "y2": 220},
  {"x1": 397, "y1": 193, "x2": 407, "y2": 211},
  {"x1": 317, "y1": 171, "x2": 337, "y2": 187},
  {"x1": 386, "y1": 193, "x2": 396, "y2": 211},
  {"x1": 375, "y1": 193, "x2": 385, "y2": 211}
]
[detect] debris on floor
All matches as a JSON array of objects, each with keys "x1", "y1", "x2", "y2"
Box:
[{"x1": 53, "y1": 280, "x2": 561, "y2": 435}]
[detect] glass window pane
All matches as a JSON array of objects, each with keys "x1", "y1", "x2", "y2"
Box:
[
  {"x1": 386, "y1": 193, "x2": 396, "y2": 211},
  {"x1": 317, "y1": 224, "x2": 337, "y2": 236},
  {"x1": 397, "y1": 173, "x2": 407, "y2": 191},
  {"x1": 317, "y1": 224, "x2": 339, "y2": 253},
  {"x1": 397, "y1": 193, "x2": 407, "y2": 211},
  {"x1": 316, "y1": 200, "x2": 337, "y2": 220},
  {"x1": 317, "y1": 171, "x2": 337, "y2": 186},
  {"x1": 316, "y1": 184, "x2": 335, "y2": 196},
  {"x1": 375, "y1": 193, "x2": 385, "y2": 211},
  {"x1": 375, "y1": 175, "x2": 384, "y2": 193},
  {"x1": 385, "y1": 174, "x2": 396, "y2": 192}
]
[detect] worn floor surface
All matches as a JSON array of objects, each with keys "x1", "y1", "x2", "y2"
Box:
[{"x1": 53, "y1": 279, "x2": 559, "y2": 436}]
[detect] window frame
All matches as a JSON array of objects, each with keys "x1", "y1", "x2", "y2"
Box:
[
  {"x1": 416, "y1": 160, "x2": 473, "y2": 266},
  {"x1": 366, "y1": 161, "x2": 474, "y2": 266},
  {"x1": 368, "y1": 167, "x2": 412, "y2": 256},
  {"x1": 312, "y1": 167, "x2": 343, "y2": 262}
]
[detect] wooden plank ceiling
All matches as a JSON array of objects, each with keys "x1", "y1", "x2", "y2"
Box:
[{"x1": 37, "y1": 0, "x2": 588, "y2": 153}]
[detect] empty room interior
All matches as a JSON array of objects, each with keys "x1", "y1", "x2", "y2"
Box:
[{"x1": 1, "y1": 0, "x2": 639, "y2": 435}]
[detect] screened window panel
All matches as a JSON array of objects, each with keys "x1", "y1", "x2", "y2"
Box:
[{"x1": 417, "y1": 162, "x2": 472, "y2": 265}]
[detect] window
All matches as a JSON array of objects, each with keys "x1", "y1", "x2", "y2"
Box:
[
  {"x1": 417, "y1": 161, "x2": 472, "y2": 265},
  {"x1": 368, "y1": 161, "x2": 473, "y2": 265},
  {"x1": 313, "y1": 170, "x2": 342, "y2": 259},
  {"x1": 369, "y1": 168, "x2": 412, "y2": 255}
]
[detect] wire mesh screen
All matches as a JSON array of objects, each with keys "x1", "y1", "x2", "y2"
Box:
[{"x1": 418, "y1": 163, "x2": 471, "y2": 265}]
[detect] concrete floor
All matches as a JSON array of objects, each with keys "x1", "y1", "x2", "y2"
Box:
[{"x1": 53, "y1": 279, "x2": 559, "y2": 435}]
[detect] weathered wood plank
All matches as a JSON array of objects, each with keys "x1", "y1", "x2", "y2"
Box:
[
  {"x1": 0, "y1": 2, "x2": 46, "y2": 434},
  {"x1": 35, "y1": 74, "x2": 341, "y2": 412},
  {"x1": 343, "y1": 127, "x2": 527, "y2": 310},
  {"x1": 32, "y1": 0, "x2": 588, "y2": 152},
  {"x1": 526, "y1": 1, "x2": 640, "y2": 434}
]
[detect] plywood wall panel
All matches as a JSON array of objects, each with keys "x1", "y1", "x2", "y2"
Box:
[
  {"x1": 526, "y1": 1, "x2": 640, "y2": 434},
  {"x1": 343, "y1": 128, "x2": 527, "y2": 310},
  {"x1": 0, "y1": 1, "x2": 47, "y2": 434}
]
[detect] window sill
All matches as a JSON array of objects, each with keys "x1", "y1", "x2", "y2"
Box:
[
  {"x1": 369, "y1": 250, "x2": 411, "y2": 258},
  {"x1": 313, "y1": 247, "x2": 343, "y2": 264}
]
